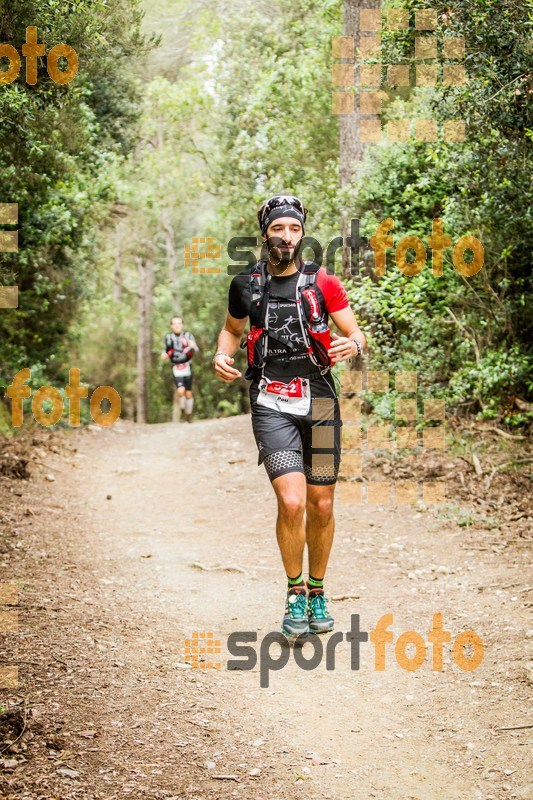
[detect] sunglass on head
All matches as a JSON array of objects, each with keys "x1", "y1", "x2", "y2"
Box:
[{"x1": 261, "y1": 195, "x2": 307, "y2": 225}]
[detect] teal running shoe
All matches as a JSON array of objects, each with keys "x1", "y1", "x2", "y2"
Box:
[
  {"x1": 307, "y1": 588, "x2": 334, "y2": 633},
  {"x1": 282, "y1": 588, "x2": 309, "y2": 639}
]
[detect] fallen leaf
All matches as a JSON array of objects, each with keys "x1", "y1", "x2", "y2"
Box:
[{"x1": 57, "y1": 767, "x2": 79, "y2": 778}]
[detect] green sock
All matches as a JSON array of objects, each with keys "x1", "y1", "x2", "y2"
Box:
[
  {"x1": 287, "y1": 572, "x2": 305, "y2": 590},
  {"x1": 308, "y1": 574, "x2": 324, "y2": 592}
]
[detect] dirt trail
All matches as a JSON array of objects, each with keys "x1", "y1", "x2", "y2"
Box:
[{"x1": 1, "y1": 417, "x2": 532, "y2": 800}]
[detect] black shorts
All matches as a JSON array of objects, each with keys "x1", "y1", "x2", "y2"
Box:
[
  {"x1": 173, "y1": 374, "x2": 193, "y2": 391},
  {"x1": 249, "y1": 372, "x2": 342, "y2": 485}
]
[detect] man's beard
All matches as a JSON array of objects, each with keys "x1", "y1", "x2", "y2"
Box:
[{"x1": 263, "y1": 236, "x2": 303, "y2": 269}]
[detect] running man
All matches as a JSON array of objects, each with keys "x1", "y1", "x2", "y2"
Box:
[
  {"x1": 161, "y1": 316, "x2": 199, "y2": 422},
  {"x1": 213, "y1": 194, "x2": 366, "y2": 638}
]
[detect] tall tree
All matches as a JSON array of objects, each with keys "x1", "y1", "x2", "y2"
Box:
[
  {"x1": 135, "y1": 253, "x2": 155, "y2": 423},
  {"x1": 0, "y1": 0, "x2": 155, "y2": 381},
  {"x1": 340, "y1": 0, "x2": 381, "y2": 275}
]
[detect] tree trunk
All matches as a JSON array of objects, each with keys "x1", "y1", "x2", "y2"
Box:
[
  {"x1": 113, "y1": 246, "x2": 122, "y2": 303},
  {"x1": 136, "y1": 255, "x2": 155, "y2": 424},
  {"x1": 163, "y1": 219, "x2": 180, "y2": 310},
  {"x1": 156, "y1": 122, "x2": 181, "y2": 312},
  {"x1": 340, "y1": 0, "x2": 381, "y2": 276}
]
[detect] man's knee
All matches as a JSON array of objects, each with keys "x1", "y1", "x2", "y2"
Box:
[
  {"x1": 278, "y1": 492, "x2": 306, "y2": 521},
  {"x1": 308, "y1": 492, "x2": 334, "y2": 521}
]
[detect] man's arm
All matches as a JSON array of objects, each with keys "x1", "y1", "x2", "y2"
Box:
[
  {"x1": 187, "y1": 333, "x2": 200, "y2": 353},
  {"x1": 161, "y1": 333, "x2": 172, "y2": 360},
  {"x1": 328, "y1": 306, "x2": 367, "y2": 364},
  {"x1": 213, "y1": 312, "x2": 247, "y2": 382}
]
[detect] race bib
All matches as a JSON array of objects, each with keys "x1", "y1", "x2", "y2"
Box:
[
  {"x1": 257, "y1": 377, "x2": 310, "y2": 416},
  {"x1": 173, "y1": 362, "x2": 191, "y2": 378}
]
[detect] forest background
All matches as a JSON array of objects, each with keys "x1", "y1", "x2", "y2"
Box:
[{"x1": 0, "y1": 0, "x2": 531, "y2": 429}]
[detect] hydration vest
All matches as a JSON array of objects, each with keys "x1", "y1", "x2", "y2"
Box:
[
  {"x1": 243, "y1": 260, "x2": 332, "y2": 380},
  {"x1": 166, "y1": 332, "x2": 195, "y2": 365}
]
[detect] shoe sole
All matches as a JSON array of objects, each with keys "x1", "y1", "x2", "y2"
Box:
[
  {"x1": 281, "y1": 629, "x2": 311, "y2": 647},
  {"x1": 281, "y1": 624, "x2": 310, "y2": 637},
  {"x1": 309, "y1": 622, "x2": 335, "y2": 634}
]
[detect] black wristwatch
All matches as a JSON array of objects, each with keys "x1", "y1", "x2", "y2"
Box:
[{"x1": 350, "y1": 338, "x2": 363, "y2": 358}]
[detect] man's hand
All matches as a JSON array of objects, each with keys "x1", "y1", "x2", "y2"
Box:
[
  {"x1": 213, "y1": 353, "x2": 242, "y2": 382},
  {"x1": 161, "y1": 351, "x2": 170, "y2": 361},
  {"x1": 327, "y1": 332, "x2": 359, "y2": 364}
]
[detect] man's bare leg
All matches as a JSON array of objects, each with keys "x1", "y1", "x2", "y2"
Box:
[
  {"x1": 271, "y1": 470, "x2": 309, "y2": 637},
  {"x1": 305, "y1": 483, "x2": 335, "y2": 579},
  {"x1": 271, "y1": 470, "x2": 307, "y2": 576},
  {"x1": 184, "y1": 388, "x2": 194, "y2": 422},
  {"x1": 173, "y1": 385, "x2": 186, "y2": 422},
  {"x1": 305, "y1": 482, "x2": 336, "y2": 632}
]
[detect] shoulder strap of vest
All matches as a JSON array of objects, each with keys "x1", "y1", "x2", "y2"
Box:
[
  {"x1": 298, "y1": 262, "x2": 323, "y2": 304},
  {"x1": 249, "y1": 261, "x2": 270, "y2": 325},
  {"x1": 249, "y1": 260, "x2": 323, "y2": 325},
  {"x1": 249, "y1": 260, "x2": 268, "y2": 301},
  {"x1": 301, "y1": 260, "x2": 320, "y2": 283}
]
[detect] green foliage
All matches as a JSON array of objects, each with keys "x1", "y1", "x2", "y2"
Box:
[
  {"x1": 448, "y1": 347, "x2": 533, "y2": 423},
  {"x1": 436, "y1": 503, "x2": 500, "y2": 529},
  {"x1": 73, "y1": 0, "x2": 343, "y2": 421},
  {"x1": 1, "y1": 0, "x2": 529, "y2": 427},
  {"x1": 205, "y1": 0, "x2": 342, "y2": 244},
  {"x1": 345, "y1": 0, "x2": 532, "y2": 422},
  {"x1": 0, "y1": 401, "x2": 12, "y2": 434},
  {"x1": 0, "y1": 0, "x2": 153, "y2": 375}
]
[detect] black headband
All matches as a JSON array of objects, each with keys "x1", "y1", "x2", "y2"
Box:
[{"x1": 258, "y1": 195, "x2": 307, "y2": 235}]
